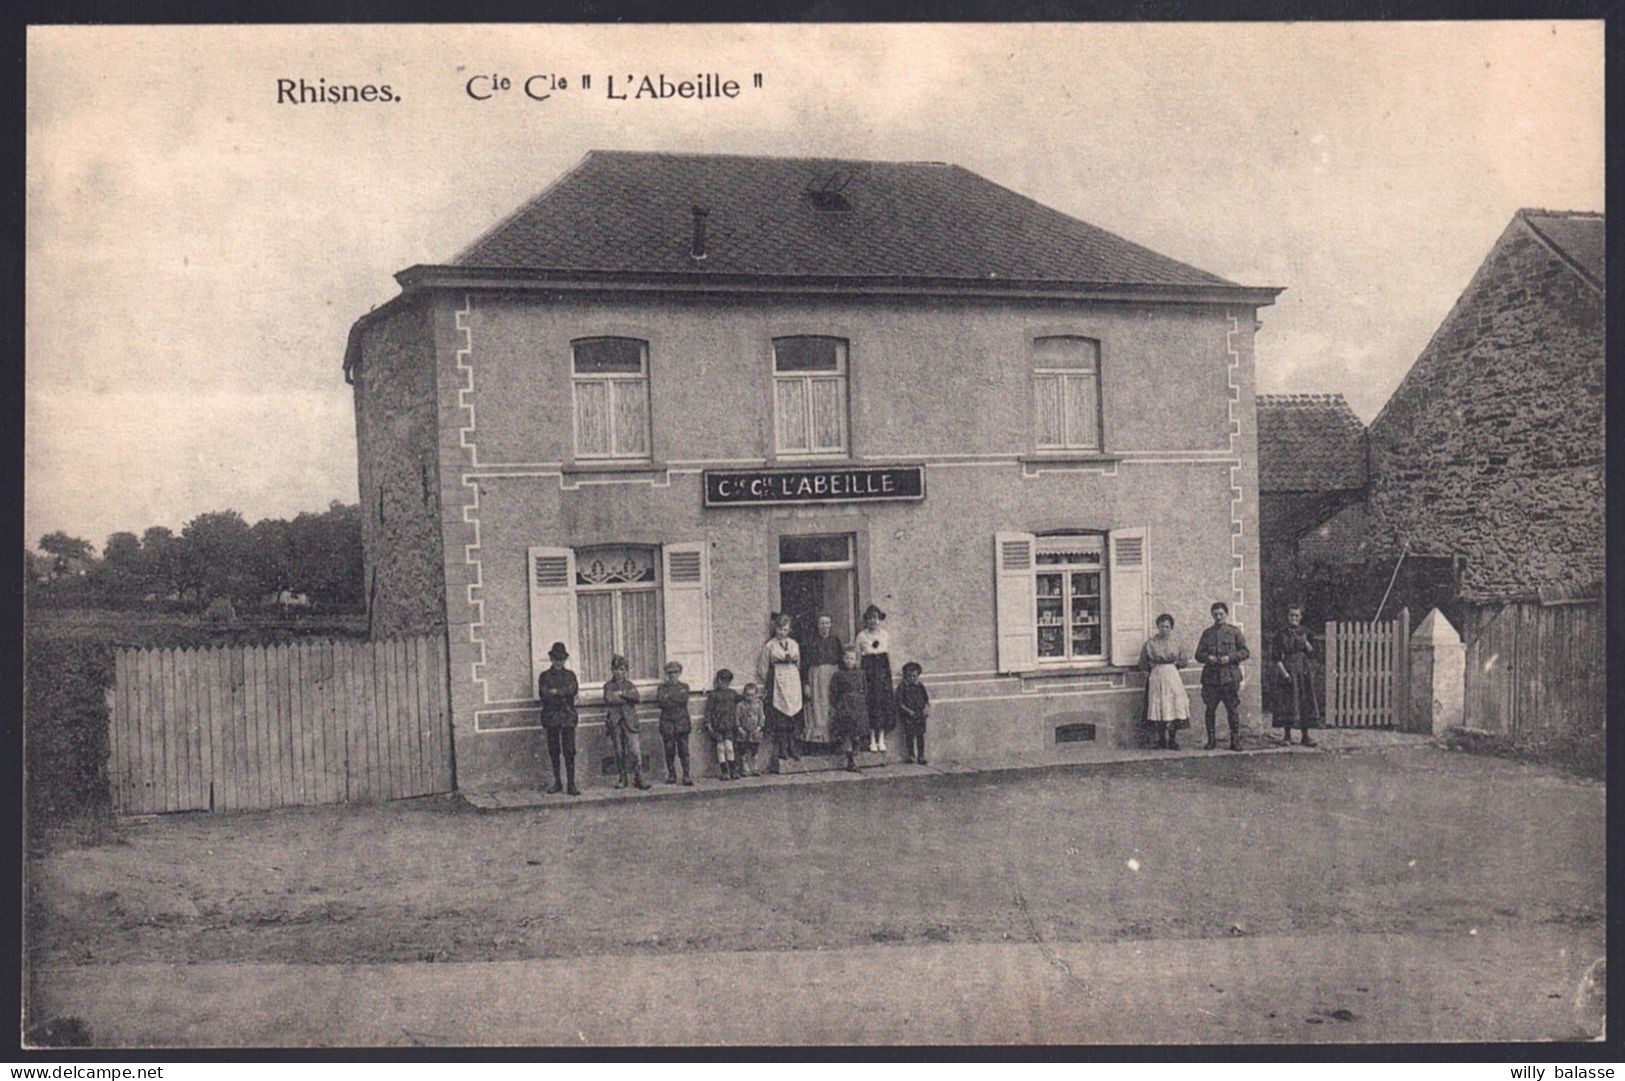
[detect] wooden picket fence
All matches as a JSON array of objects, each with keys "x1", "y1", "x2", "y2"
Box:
[
  {"x1": 1462, "y1": 600, "x2": 1604, "y2": 737},
  {"x1": 108, "y1": 634, "x2": 453, "y2": 815},
  {"x1": 1323, "y1": 610, "x2": 1411, "y2": 728}
]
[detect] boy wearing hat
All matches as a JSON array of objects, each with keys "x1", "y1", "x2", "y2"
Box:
[
  {"x1": 656, "y1": 661, "x2": 695, "y2": 786},
  {"x1": 603, "y1": 654, "x2": 651, "y2": 790},
  {"x1": 537, "y1": 642, "x2": 581, "y2": 795},
  {"x1": 895, "y1": 661, "x2": 931, "y2": 764}
]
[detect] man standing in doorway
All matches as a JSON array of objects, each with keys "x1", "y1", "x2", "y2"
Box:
[{"x1": 1195, "y1": 601, "x2": 1250, "y2": 751}]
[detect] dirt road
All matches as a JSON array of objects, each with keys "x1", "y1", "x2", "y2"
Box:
[
  {"x1": 31, "y1": 927, "x2": 1604, "y2": 1046},
  {"x1": 26, "y1": 744, "x2": 1606, "y2": 1045}
]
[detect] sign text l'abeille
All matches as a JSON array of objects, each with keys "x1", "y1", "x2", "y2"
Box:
[{"x1": 703, "y1": 465, "x2": 925, "y2": 507}]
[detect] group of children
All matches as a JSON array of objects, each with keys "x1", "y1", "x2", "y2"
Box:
[{"x1": 593, "y1": 649, "x2": 930, "y2": 789}]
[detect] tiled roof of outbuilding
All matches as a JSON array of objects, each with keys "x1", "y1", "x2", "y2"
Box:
[
  {"x1": 1257, "y1": 394, "x2": 1367, "y2": 492},
  {"x1": 445, "y1": 150, "x2": 1256, "y2": 291}
]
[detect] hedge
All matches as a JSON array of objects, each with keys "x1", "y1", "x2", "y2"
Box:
[{"x1": 24, "y1": 635, "x2": 115, "y2": 839}]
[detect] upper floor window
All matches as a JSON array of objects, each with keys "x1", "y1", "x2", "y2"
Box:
[
  {"x1": 1032, "y1": 336, "x2": 1102, "y2": 452},
  {"x1": 572, "y1": 337, "x2": 650, "y2": 460},
  {"x1": 773, "y1": 336, "x2": 848, "y2": 456}
]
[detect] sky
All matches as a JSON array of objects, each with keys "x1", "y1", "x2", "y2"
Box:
[{"x1": 25, "y1": 22, "x2": 1604, "y2": 551}]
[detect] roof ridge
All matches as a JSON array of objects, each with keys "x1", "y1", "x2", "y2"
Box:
[
  {"x1": 441, "y1": 151, "x2": 1281, "y2": 295},
  {"x1": 1516, "y1": 207, "x2": 1604, "y2": 220},
  {"x1": 588, "y1": 148, "x2": 952, "y2": 168}
]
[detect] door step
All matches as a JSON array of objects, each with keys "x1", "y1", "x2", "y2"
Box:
[{"x1": 772, "y1": 751, "x2": 888, "y2": 775}]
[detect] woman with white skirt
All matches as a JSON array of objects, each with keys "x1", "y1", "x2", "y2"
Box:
[{"x1": 1139, "y1": 613, "x2": 1191, "y2": 750}]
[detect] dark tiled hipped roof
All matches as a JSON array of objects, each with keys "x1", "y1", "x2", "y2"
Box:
[
  {"x1": 1257, "y1": 394, "x2": 1367, "y2": 492},
  {"x1": 449, "y1": 150, "x2": 1245, "y2": 289},
  {"x1": 1518, "y1": 209, "x2": 1604, "y2": 288}
]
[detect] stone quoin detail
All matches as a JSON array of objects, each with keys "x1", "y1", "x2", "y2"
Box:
[
  {"x1": 1226, "y1": 309, "x2": 1247, "y2": 617},
  {"x1": 455, "y1": 294, "x2": 492, "y2": 701}
]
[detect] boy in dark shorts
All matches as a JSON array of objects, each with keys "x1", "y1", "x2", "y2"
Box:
[
  {"x1": 656, "y1": 661, "x2": 695, "y2": 786},
  {"x1": 895, "y1": 661, "x2": 931, "y2": 764}
]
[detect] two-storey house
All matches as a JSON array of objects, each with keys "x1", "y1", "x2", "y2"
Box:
[{"x1": 345, "y1": 150, "x2": 1282, "y2": 791}]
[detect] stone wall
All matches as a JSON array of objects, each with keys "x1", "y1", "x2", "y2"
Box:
[
  {"x1": 352, "y1": 297, "x2": 447, "y2": 638},
  {"x1": 1366, "y1": 217, "x2": 1604, "y2": 602}
]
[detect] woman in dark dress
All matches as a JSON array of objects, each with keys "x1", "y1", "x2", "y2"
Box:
[
  {"x1": 853, "y1": 604, "x2": 898, "y2": 754},
  {"x1": 1272, "y1": 604, "x2": 1320, "y2": 746},
  {"x1": 800, "y1": 613, "x2": 843, "y2": 745}
]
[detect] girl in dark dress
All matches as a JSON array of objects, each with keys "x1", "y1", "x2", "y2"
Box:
[
  {"x1": 1272, "y1": 605, "x2": 1320, "y2": 746},
  {"x1": 829, "y1": 646, "x2": 868, "y2": 773},
  {"x1": 854, "y1": 604, "x2": 898, "y2": 753}
]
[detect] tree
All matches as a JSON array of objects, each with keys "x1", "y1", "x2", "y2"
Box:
[
  {"x1": 102, "y1": 532, "x2": 141, "y2": 568},
  {"x1": 138, "y1": 526, "x2": 181, "y2": 598},
  {"x1": 37, "y1": 532, "x2": 95, "y2": 578},
  {"x1": 91, "y1": 531, "x2": 145, "y2": 605},
  {"x1": 249, "y1": 517, "x2": 295, "y2": 601},
  {"x1": 180, "y1": 511, "x2": 257, "y2": 606},
  {"x1": 288, "y1": 502, "x2": 363, "y2": 609}
]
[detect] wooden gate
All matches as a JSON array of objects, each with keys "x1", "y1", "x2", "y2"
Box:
[
  {"x1": 108, "y1": 633, "x2": 453, "y2": 814},
  {"x1": 1324, "y1": 609, "x2": 1411, "y2": 728}
]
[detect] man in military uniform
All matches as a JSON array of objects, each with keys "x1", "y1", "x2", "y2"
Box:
[
  {"x1": 1195, "y1": 601, "x2": 1249, "y2": 751},
  {"x1": 537, "y1": 641, "x2": 581, "y2": 795}
]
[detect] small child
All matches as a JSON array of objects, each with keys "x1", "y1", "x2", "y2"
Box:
[
  {"x1": 656, "y1": 661, "x2": 694, "y2": 786},
  {"x1": 735, "y1": 682, "x2": 765, "y2": 776},
  {"x1": 602, "y1": 654, "x2": 651, "y2": 790},
  {"x1": 829, "y1": 646, "x2": 868, "y2": 773},
  {"x1": 895, "y1": 661, "x2": 931, "y2": 765},
  {"x1": 704, "y1": 669, "x2": 742, "y2": 781}
]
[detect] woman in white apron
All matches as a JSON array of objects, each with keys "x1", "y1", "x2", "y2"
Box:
[
  {"x1": 756, "y1": 613, "x2": 804, "y2": 769},
  {"x1": 1139, "y1": 612, "x2": 1191, "y2": 749}
]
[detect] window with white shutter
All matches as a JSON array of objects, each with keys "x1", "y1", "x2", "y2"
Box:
[
  {"x1": 997, "y1": 529, "x2": 1150, "y2": 671},
  {"x1": 994, "y1": 532, "x2": 1038, "y2": 673},
  {"x1": 527, "y1": 547, "x2": 578, "y2": 694},
  {"x1": 1107, "y1": 528, "x2": 1150, "y2": 667},
  {"x1": 662, "y1": 542, "x2": 712, "y2": 680}
]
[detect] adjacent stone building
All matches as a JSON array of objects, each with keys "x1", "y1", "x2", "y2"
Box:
[
  {"x1": 1253, "y1": 209, "x2": 1603, "y2": 735},
  {"x1": 1364, "y1": 209, "x2": 1604, "y2": 736},
  {"x1": 1365, "y1": 209, "x2": 1604, "y2": 603},
  {"x1": 346, "y1": 150, "x2": 1283, "y2": 792}
]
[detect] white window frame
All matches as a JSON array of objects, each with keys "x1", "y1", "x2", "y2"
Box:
[
  {"x1": 1033, "y1": 336, "x2": 1103, "y2": 453},
  {"x1": 1032, "y1": 533, "x2": 1108, "y2": 664},
  {"x1": 777, "y1": 533, "x2": 859, "y2": 641},
  {"x1": 772, "y1": 336, "x2": 849, "y2": 457},
  {"x1": 571, "y1": 337, "x2": 652, "y2": 461},
  {"x1": 573, "y1": 545, "x2": 662, "y2": 685}
]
